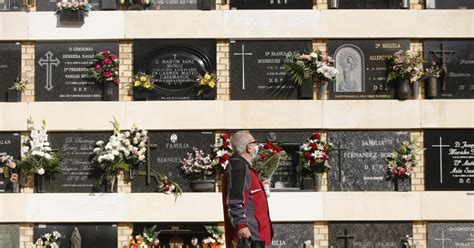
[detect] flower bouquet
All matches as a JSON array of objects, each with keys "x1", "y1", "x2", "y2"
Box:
[
  {"x1": 285, "y1": 49, "x2": 338, "y2": 83},
  {"x1": 34, "y1": 231, "x2": 62, "y2": 248},
  {"x1": 253, "y1": 141, "x2": 285, "y2": 197},
  {"x1": 299, "y1": 133, "x2": 332, "y2": 173},
  {"x1": 196, "y1": 72, "x2": 218, "y2": 99},
  {"x1": 7, "y1": 78, "x2": 27, "y2": 102},
  {"x1": 387, "y1": 50, "x2": 425, "y2": 99},
  {"x1": 385, "y1": 141, "x2": 418, "y2": 190},
  {"x1": 152, "y1": 170, "x2": 182, "y2": 198},
  {"x1": 0, "y1": 155, "x2": 20, "y2": 192},
  {"x1": 89, "y1": 50, "x2": 120, "y2": 85},
  {"x1": 128, "y1": 225, "x2": 160, "y2": 248},
  {"x1": 403, "y1": 235, "x2": 416, "y2": 248},
  {"x1": 180, "y1": 147, "x2": 216, "y2": 192},
  {"x1": 424, "y1": 60, "x2": 442, "y2": 98},
  {"x1": 133, "y1": 72, "x2": 155, "y2": 90},
  {"x1": 119, "y1": 123, "x2": 148, "y2": 179},
  {"x1": 18, "y1": 118, "x2": 64, "y2": 192},
  {"x1": 210, "y1": 133, "x2": 233, "y2": 173},
  {"x1": 202, "y1": 226, "x2": 225, "y2": 248}
]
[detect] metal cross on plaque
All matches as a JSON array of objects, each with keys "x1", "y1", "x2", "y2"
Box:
[
  {"x1": 431, "y1": 136, "x2": 450, "y2": 184},
  {"x1": 336, "y1": 228, "x2": 355, "y2": 248},
  {"x1": 38, "y1": 51, "x2": 60, "y2": 91},
  {"x1": 146, "y1": 141, "x2": 158, "y2": 185},
  {"x1": 233, "y1": 44, "x2": 253, "y2": 90},
  {"x1": 429, "y1": 43, "x2": 456, "y2": 92},
  {"x1": 332, "y1": 141, "x2": 349, "y2": 183}
]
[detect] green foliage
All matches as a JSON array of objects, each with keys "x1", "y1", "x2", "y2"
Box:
[{"x1": 95, "y1": 159, "x2": 128, "y2": 190}]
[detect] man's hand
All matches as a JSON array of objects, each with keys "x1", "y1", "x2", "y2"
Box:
[{"x1": 237, "y1": 227, "x2": 251, "y2": 239}]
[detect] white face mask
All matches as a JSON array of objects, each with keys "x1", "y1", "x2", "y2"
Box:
[{"x1": 252, "y1": 144, "x2": 259, "y2": 159}]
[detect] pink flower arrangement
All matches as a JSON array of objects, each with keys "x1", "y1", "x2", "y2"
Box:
[
  {"x1": 55, "y1": 0, "x2": 92, "y2": 14},
  {"x1": 387, "y1": 50, "x2": 425, "y2": 83},
  {"x1": 385, "y1": 141, "x2": 418, "y2": 180},
  {"x1": 88, "y1": 49, "x2": 120, "y2": 85}
]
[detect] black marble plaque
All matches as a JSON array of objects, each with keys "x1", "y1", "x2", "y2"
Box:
[
  {"x1": 424, "y1": 129, "x2": 474, "y2": 191},
  {"x1": 271, "y1": 223, "x2": 314, "y2": 247},
  {"x1": 327, "y1": 131, "x2": 411, "y2": 191},
  {"x1": 134, "y1": 39, "x2": 216, "y2": 100},
  {"x1": 250, "y1": 130, "x2": 313, "y2": 190},
  {"x1": 428, "y1": 222, "x2": 474, "y2": 248},
  {"x1": 328, "y1": 39, "x2": 410, "y2": 99},
  {"x1": 424, "y1": 40, "x2": 474, "y2": 99},
  {"x1": 35, "y1": 41, "x2": 119, "y2": 101},
  {"x1": 41, "y1": 132, "x2": 111, "y2": 193},
  {"x1": 230, "y1": 0, "x2": 312, "y2": 9},
  {"x1": 0, "y1": 0, "x2": 22, "y2": 11},
  {"x1": 336, "y1": 0, "x2": 405, "y2": 9},
  {"x1": 151, "y1": 0, "x2": 216, "y2": 9},
  {"x1": 0, "y1": 224, "x2": 19, "y2": 248},
  {"x1": 36, "y1": 0, "x2": 104, "y2": 11},
  {"x1": 0, "y1": 132, "x2": 21, "y2": 193},
  {"x1": 34, "y1": 224, "x2": 117, "y2": 248},
  {"x1": 0, "y1": 42, "x2": 21, "y2": 102},
  {"x1": 132, "y1": 131, "x2": 215, "y2": 192},
  {"x1": 427, "y1": 0, "x2": 474, "y2": 9},
  {"x1": 230, "y1": 40, "x2": 312, "y2": 100},
  {"x1": 329, "y1": 222, "x2": 413, "y2": 248},
  {"x1": 133, "y1": 223, "x2": 214, "y2": 247}
]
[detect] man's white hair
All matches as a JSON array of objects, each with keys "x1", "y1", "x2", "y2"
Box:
[{"x1": 231, "y1": 130, "x2": 254, "y2": 155}]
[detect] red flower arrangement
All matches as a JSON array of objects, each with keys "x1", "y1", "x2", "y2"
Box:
[
  {"x1": 253, "y1": 141, "x2": 285, "y2": 180},
  {"x1": 299, "y1": 133, "x2": 332, "y2": 173},
  {"x1": 211, "y1": 133, "x2": 233, "y2": 171},
  {"x1": 89, "y1": 49, "x2": 120, "y2": 85}
]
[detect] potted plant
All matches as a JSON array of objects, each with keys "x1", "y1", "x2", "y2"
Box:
[
  {"x1": 33, "y1": 231, "x2": 62, "y2": 248},
  {"x1": 179, "y1": 147, "x2": 216, "y2": 192},
  {"x1": 285, "y1": 49, "x2": 338, "y2": 99},
  {"x1": 88, "y1": 49, "x2": 120, "y2": 101},
  {"x1": 252, "y1": 141, "x2": 285, "y2": 197},
  {"x1": 55, "y1": 0, "x2": 92, "y2": 24},
  {"x1": 210, "y1": 133, "x2": 232, "y2": 174},
  {"x1": 387, "y1": 50, "x2": 425, "y2": 100},
  {"x1": 201, "y1": 226, "x2": 225, "y2": 248},
  {"x1": 18, "y1": 117, "x2": 64, "y2": 193},
  {"x1": 0, "y1": 155, "x2": 20, "y2": 193},
  {"x1": 133, "y1": 72, "x2": 155, "y2": 101},
  {"x1": 197, "y1": 72, "x2": 218, "y2": 100},
  {"x1": 424, "y1": 60, "x2": 442, "y2": 99},
  {"x1": 92, "y1": 120, "x2": 130, "y2": 192},
  {"x1": 299, "y1": 133, "x2": 332, "y2": 191},
  {"x1": 7, "y1": 79, "x2": 27, "y2": 102},
  {"x1": 385, "y1": 140, "x2": 418, "y2": 191}
]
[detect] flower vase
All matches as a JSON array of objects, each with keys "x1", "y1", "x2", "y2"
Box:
[
  {"x1": 412, "y1": 81, "x2": 420, "y2": 99},
  {"x1": 59, "y1": 10, "x2": 85, "y2": 24},
  {"x1": 201, "y1": 89, "x2": 217, "y2": 100},
  {"x1": 102, "y1": 82, "x2": 117, "y2": 101},
  {"x1": 318, "y1": 80, "x2": 328, "y2": 100},
  {"x1": 36, "y1": 174, "x2": 45, "y2": 193},
  {"x1": 398, "y1": 79, "x2": 411, "y2": 100},
  {"x1": 12, "y1": 181, "x2": 20, "y2": 193},
  {"x1": 298, "y1": 79, "x2": 314, "y2": 99},
  {"x1": 7, "y1": 89, "x2": 21, "y2": 102},
  {"x1": 314, "y1": 172, "x2": 323, "y2": 191},
  {"x1": 426, "y1": 77, "x2": 438, "y2": 99},
  {"x1": 133, "y1": 88, "x2": 149, "y2": 101},
  {"x1": 106, "y1": 178, "x2": 117, "y2": 193},
  {"x1": 190, "y1": 179, "x2": 215, "y2": 192}
]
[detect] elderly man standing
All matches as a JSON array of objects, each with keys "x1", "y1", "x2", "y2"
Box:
[{"x1": 222, "y1": 131, "x2": 273, "y2": 248}]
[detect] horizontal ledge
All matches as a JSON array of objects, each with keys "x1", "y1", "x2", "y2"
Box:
[
  {"x1": 0, "y1": 10, "x2": 473, "y2": 40},
  {"x1": 0, "y1": 192, "x2": 472, "y2": 222},
  {"x1": 0, "y1": 100, "x2": 473, "y2": 131}
]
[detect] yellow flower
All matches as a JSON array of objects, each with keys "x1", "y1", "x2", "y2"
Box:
[
  {"x1": 139, "y1": 76, "x2": 147, "y2": 82},
  {"x1": 199, "y1": 79, "x2": 206, "y2": 86},
  {"x1": 204, "y1": 73, "x2": 212, "y2": 80},
  {"x1": 134, "y1": 80, "x2": 141, "y2": 87},
  {"x1": 144, "y1": 81, "x2": 152, "y2": 89},
  {"x1": 208, "y1": 80, "x2": 216, "y2": 88}
]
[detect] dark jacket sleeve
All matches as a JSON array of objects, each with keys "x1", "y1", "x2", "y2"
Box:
[{"x1": 226, "y1": 157, "x2": 250, "y2": 229}]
